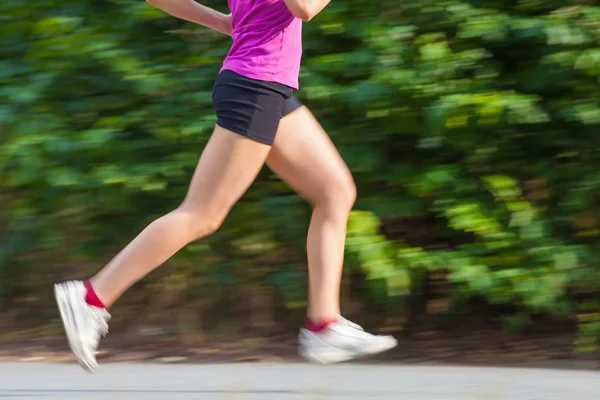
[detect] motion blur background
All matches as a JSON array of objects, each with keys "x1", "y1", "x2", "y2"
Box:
[{"x1": 1, "y1": 0, "x2": 599, "y2": 366}]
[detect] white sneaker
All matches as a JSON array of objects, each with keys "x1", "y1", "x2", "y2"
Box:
[
  {"x1": 298, "y1": 317, "x2": 398, "y2": 364},
  {"x1": 54, "y1": 281, "x2": 111, "y2": 373}
]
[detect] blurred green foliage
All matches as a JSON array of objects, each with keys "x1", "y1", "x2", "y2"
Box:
[{"x1": 1, "y1": 0, "x2": 599, "y2": 352}]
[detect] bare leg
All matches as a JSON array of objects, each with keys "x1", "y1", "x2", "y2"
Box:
[
  {"x1": 90, "y1": 126, "x2": 272, "y2": 308},
  {"x1": 266, "y1": 106, "x2": 356, "y2": 321}
]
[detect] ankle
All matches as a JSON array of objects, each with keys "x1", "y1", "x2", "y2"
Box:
[
  {"x1": 84, "y1": 281, "x2": 107, "y2": 310},
  {"x1": 305, "y1": 317, "x2": 338, "y2": 333}
]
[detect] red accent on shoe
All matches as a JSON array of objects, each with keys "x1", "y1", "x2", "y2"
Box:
[
  {"x1": 84, "y1": 281, "x2": 107, "y2": 310},
  {"x1": 305, "y1": 318, "x2": 337, "y2": 333}
]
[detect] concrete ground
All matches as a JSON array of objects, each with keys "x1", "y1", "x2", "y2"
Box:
[{"x1": 0, "y1": 362, "x2": 598, "y2": 399}]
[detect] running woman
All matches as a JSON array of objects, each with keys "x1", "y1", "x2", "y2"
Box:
[{"x1": 54, "y1": 0, "x2": 398, "y2": 372}]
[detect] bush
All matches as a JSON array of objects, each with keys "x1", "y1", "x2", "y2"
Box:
[{"x1": 1, "y1": 0, "x2": 599, "y2": 351}]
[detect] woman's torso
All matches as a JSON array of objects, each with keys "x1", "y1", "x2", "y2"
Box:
[{"x1": 221, "y1": 0, "x2": 303, "y2": 89}]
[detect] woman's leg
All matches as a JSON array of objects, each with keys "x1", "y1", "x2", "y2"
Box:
[
  {"x1": 268, "y1": 104, "x2": 397, "y2": 364},
  {"x1": 91, "y1": 126, "x2": 272, "y2": 308},
  {"x1": 266, "y1": 105, "x2": 356, "y2": 322},
  {"x1": 54, "y1": 126, "x2": 271, "y2": 372}
]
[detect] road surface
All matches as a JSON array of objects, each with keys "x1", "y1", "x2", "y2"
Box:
[{"x1": 0, "y1": 362, "x2": 598, "y2": 399}]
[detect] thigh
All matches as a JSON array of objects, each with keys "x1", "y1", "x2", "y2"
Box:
[
  {"x1": 266, "y1": 105, "x2": 355, "y2": 204},
  {"x1": 182, "y1": 125, "x2": 272, "y2": 215}
]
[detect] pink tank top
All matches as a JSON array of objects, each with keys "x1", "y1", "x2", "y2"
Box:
[{"x1": 221, "y1": 0, "x2": 303, "y2": 90}]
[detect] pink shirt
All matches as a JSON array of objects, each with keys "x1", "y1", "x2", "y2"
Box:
[{"x1": 221, "y1": 0, "x2": 303, "y2": 90}]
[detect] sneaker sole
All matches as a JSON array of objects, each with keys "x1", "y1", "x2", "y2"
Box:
[
  {"x1": 300, "y1": 338, "x2": 398, "y2": 365},
  {"x1": 54, "y1": 283, "x2": 96, "y2": 373}
]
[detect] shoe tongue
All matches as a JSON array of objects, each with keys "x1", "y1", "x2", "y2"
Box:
[
  {"x1": 91, "y1": 307, "x2": 111, "y2": 321},
  {"x1": 338, "y1": 317, "x2": 364, "y2": 331},
  {"x1": 88, "y1": 307, "x2": 111, "y2": 336},
  {"x1": 101, "y1": 309, "x2": 112, "y2": 320}
]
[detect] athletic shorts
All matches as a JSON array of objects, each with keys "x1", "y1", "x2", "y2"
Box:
[{"x1": 212, "y1": 70, "x2": 303, "y2": 145}]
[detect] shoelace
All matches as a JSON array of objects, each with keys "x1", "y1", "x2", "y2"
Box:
[
  {"x1": 86, "y1": 308, "x2": 110, "y2": 349},
  {"x1": 95, "y1": 310, "x2": 110, "y2": 337}
]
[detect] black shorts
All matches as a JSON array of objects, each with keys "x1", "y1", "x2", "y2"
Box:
[{"x1": 212, "y1": 70, "x2": 303, "y2": 145}]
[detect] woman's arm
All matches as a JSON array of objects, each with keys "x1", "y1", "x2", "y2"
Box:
[
  {"x1": 146, "y1": 0, "x2": 232, "y2": 36},
  {"x1": 283, "y1": 0, "x2": 331, "y2": 22}
]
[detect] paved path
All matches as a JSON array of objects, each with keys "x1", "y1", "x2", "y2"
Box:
[{"x1": 0, "y1": 362, "x2": 598, "y2": 399}]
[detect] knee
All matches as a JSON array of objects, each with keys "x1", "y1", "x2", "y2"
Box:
[
  {"x1": 318, "y1": 174, "x2": 357, "y2": 214},
  {"x1": 174, "y1": 204, "x2": 227, "y2": 241},
  {"x1": 341, "y1": 179, "x2": 357, "y2": 212}
]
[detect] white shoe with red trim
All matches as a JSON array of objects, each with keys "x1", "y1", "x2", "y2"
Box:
[
  {"x1": 298, "y1": 317, "x2": 398, "y2": 364},
  {"x1": 54, "y1": 281, "x2": 111, "y2": 373}
]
